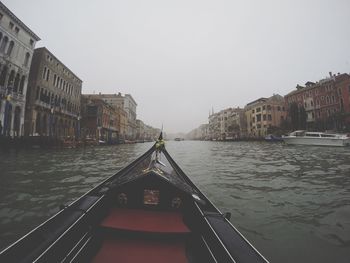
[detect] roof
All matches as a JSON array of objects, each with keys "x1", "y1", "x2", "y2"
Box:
[
  {"x1": 285, "y1": 73, "x2": 350, "y2": 97},
  {"x1": 0, "y1": 2, "x2": 40, "y2": 41},
  {"x1": 34, "y1": 47, "x2": 82, "y2": 83}
]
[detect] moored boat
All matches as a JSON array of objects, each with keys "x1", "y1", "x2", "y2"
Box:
[
  {"x1": 264, "y1": 134, "x2": 283, "y2": 142},
  {"x1": 282, "y1": 130, "x2": 350, "y2": 147},
  {"x1": 0, "y1": 134, "x2": 269, "y2": 263}
]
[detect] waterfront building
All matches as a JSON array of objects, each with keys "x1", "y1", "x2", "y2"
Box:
[
  {"x1": 116, "y1": 106, "x2": 127, "y2": 140},
  {"x1": 83, "y1": 93, "x2": 137, "y2": 140},
  {"x1": 136, "y1": 119, "x2": 145, "y2": 141},
  {"x1": 0, "y1": 2, "x2": 40, "y2": 137},
  {"x1": 81, "y1": 95, "x2": 118, "y2": 143},
  {"x1": 187, "y1": 123, "x2": 209, "y2": 140},
  {"x1": 245, "y1": 94, "x2": 287, "y2": 137},
  {"x1": 284, "y1": 72, "x2": 350, "y2": 131},
  {"x1": 25, "y1": 47, "x2": 82, "y2": 138},
  {"x1": 144, "y1": 125, "x2": 160, "y2": 141},
  {"x1": 208, "y1": 112, "x2": 220, "y2": 140},
  {"x1": 208, "y1": 107, "x2": 246, "y2": 140}
]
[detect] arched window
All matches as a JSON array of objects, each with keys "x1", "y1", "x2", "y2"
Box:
[
  {"x1": 0, "y1": 66, "x2": 8, "y2": 86},
  {"x1": 19, "y1": 76, "x2": 25, "y2": 94},
  {"x1": 7, "y1": 41, "x2": 14, "y2": 56},
  {"x1": 0, "y1": 36, "x2": 8, "y2": 52},
  {"x1": 13, "y1": 73, "x2": 20, "y2": 93},
  {"x1": 7, "y1": 70, "x2": 15, "y2": 90},
  {"x1": 24, "y1": 52, "x2": 30, "y2": 67}
]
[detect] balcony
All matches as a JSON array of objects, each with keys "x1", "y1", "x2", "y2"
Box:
[
  {"x1": 35, "y1": 99, "x2": 51, "y2": 109},
  {"x1": 0, "y1": 87, "x2": 25, "y2": 103},
  {"x1": 11, "y1": 92, "x2": 25, "y2": 103}
]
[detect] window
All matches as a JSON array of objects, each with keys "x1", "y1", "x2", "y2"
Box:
[
  {"x1": 30, "y1": 39, "x2": 34, "y2": 46},
  {"x1": 0, "y1": 36, "x2": 8, "y2": 52},
  {"x1": 268, "y1": 114, "x2": 272, "y2": 121},
  {"x1": 256, "y1": 107, "x2": 261, "y2": 112},
  {"x1": 24, "y1": 52, "x2": 30, "y2": 67},
  {"x1": 43, "y1": 67, "x2": 47, "y2": 79},
  {"x1": 7, "y1": 41, "x2": 14, "y2": 56},
  {"x1": 262, "y1": 105, "x2": 266, "y2": 110},
  {"x1": 9, "y1": 22, "x2": 14, "y2": 30},
  {"x1": 46, "y1": 68, "x2": 50, "y2": 81},
  {"x1": 277, "y1": 106, "x2": 281, "y2": 111},
  {"x1": 256, "y1": 114, "x2": 261, "y2": 122},
  {"x1": 0, "y1": 13, "x2": 3, "y2": 20},
  {"x1": 263, "y1": 114, "x2": 266, "y2": 121},
  {"x1": 15, "y1": 27, "x2": 20, "y2": 34}
]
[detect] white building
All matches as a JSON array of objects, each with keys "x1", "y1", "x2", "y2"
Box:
[{"x1": 0, "y1": 2, "x2": 40, "y2": 137}]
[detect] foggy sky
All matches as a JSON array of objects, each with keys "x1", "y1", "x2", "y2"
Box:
[{"x1": 3, "y1": 0, "x2": 350, "y2": 133}]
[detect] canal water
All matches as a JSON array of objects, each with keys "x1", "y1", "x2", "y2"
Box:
[{"x1": 0, "y1": 141, "x2": 349, "y2": 262}]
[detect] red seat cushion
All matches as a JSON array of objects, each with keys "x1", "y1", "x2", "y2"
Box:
[
  {"x1": 91, "y1": 237, "x2": 188, "y2": 263},
  {"x1": 100, "y1": 208, "x2": 190, "y2": 234}
]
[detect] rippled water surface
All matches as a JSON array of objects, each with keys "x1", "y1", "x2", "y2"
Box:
[{"x1": 0, "y1": 141, "x2": 350, "y2": 262}]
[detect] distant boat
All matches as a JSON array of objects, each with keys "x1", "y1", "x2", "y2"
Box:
[
  {"x1": 99, "y1": 139, "x2": 107, "y2": 145},
  {"x1": 264, "y1": 134, "x2": 283, "y2": 142},
  {"x1": 282, "y1": 130, "x2": 350, "y2": 147},
  {"x1": 174, "y1": 138, "x2": 184, "y2": 141}
]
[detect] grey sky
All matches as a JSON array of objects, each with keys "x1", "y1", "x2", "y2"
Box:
[{"x1": 3, "y1": 0, "x2": 350, "y2": 133}]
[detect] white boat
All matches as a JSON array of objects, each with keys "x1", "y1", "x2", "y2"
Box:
[{"x1": 282, "y1": 130, "x2": 350, "y2": 147}]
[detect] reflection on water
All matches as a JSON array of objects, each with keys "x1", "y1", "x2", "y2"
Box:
[{"x1": 0, "y1": 141, "x2": 349, "y2": 263}]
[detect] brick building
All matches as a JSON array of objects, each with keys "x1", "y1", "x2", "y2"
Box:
[
  {"x1": 284, "y1": 73, "x2": 350, "y2": 131},
  {"x1": 81, "y1": 95, "x2": 119, "y2": 143}
]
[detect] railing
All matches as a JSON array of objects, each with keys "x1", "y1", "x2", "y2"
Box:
[
  {"x1": 0, "y1": 87, "x2": 25, "y2": 102},
  {"x1": 11, "y1": 93, "x2": 24, "y2": 102},
  {"x1": 35, "y1": 100, "x2": 51, "y2": 109}
]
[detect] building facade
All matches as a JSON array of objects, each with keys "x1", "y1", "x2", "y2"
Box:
[
  {"x1": 245, "y1": 94, "x2": 287, "y2": 137},
  {"x1": 81, "y1": 96, "x2": 119, "y2": 143},
  {"x1": 284, "y1": 73, "x2": 350, "y2": 131},
  {"x1": 208, "y1": 107, "x2": 246, "y2": 140},
  {"x1": 0, "y1": 2, "x2": 40, "y2": 137},
  {"x1": 25, "y1": 47, "x2": 82, "y2": 138},
  {"x1": 187, "y1": 123, "x2": 209, "y2": 140},
  {"x1": 83, "y1": 93, "x2": 137, "y2": 140}
]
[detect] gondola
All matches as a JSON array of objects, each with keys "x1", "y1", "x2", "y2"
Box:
[{"x1": 0, "y1": 134, "x2": 269, "y2": 263}]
